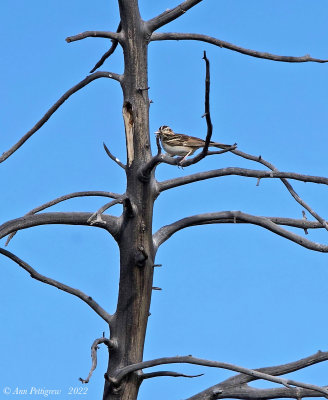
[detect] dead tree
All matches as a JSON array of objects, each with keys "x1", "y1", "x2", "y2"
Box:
[{"x1": 1, "y1": 1, "x2": 328, "y2": 399}]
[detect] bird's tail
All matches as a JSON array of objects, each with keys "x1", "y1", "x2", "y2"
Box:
[{"x1": 210, "y1": 141, "x2": 233, "y2": 150}]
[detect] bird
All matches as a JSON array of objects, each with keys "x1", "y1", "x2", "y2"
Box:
[{"x1": 155, "y1": 125, "x2": 231, "y2": 162}]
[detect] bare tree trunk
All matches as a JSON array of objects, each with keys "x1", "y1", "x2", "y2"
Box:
[{"x1": 103, "y1": 2, "x2": 155, "y2": 399}]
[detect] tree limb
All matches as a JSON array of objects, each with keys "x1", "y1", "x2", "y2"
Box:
[
  {"x1": 147, "y1": 1, "x2": 203, "y2": 32},
  {"x1": 187, "y1": 350, "x2": 328, "y2": 400},
  {"x1": 159, "y1": 167, "x2": 328, "y2": 192},
  {"x1": 151, "y1": 32, "x2": 328, "y2": 63},
  {"x1": 153, "y1": 211, "x2": 328, "y2": 252},
  {"x1": 79, "y1": 337, "x2": 113, "y2": 384},
  {"x1": 0, "y1": 247, "x2": 112, "y2": 324},
  {"x1": 66, "y1": 31, "x2": 120, "y2": 43},
  {"x1": 5, "y1": 191, "x2": 122, "y2": 245},
  {"x1": 0, "y1": 212, "x2": 121, "y2": 241},
  {"x1": 187, "y1": 384, "x2": 328, "y2": 400},
  {"x1": 229, "y1": 148, "x2": 328, "y2": 231},
  {"x1": 108, "y1": 355, "x2": 328, "y2": 397},
  {"x1": 90, "y1": 23, "x2": 122, "y2": 73},
  {"x1": 142, "y1": 371, "x2": 203, "y2": 380},
  {"x1": 0, "y1": 72, "x2": 121, "y2": 163}
]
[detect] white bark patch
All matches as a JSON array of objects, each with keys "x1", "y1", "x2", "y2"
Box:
[{"x1": 123, "y1": 102, "x2": 134, "y2": 166}]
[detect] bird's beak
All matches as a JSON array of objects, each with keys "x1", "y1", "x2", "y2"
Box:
[{"x1": 155, "y1": 131, "x2": 159, "y2": 135}]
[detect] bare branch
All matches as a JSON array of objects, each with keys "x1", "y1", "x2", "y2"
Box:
[
  {"x1": 103, "y1": 142, "x2": 126, "y2": 169},
  {"x1": 151, "y1": 32, "x2": 328, "y2": 63},
  {"x1": 159, "y1": 167, "x2": 328, "y2": 192},
  {"x1": 0, "y1": 72, "x2": 121, "y2": 164},
  {"x1": 229, "y1": 148, "x2": 328, "y2": 231},
  {"x1": 90, "y1": 23, "x2": 122, "y2": 73},
  {"x1": 66, "y1": 31, "x2": 120, "y2": 43},
  {"x1": 187, "y1": 384, "x2": 328, "y2": 400},
  {"x1": 87, "y1": 196, "x2": 126, "y2": 225},
  {"x1": 179, "y1": 50, "x2": 213, "y2": 168},
  {"x1": 5, "y1": 191, "x2": 122, "y2": 246},
  {"x1": 142, "y1": 371, "x2": 203, "y2": 380},
  {"x1": 187, "y1": 350, "x2": 328, "y2": 400},
  {"x1": 153, "y1": 211, "x2": 328, "y2": 252},
  {"x1": 147, "y1": 1, "x2": 203, "y2": 32},
  {"x1": 109, "y1": 355, "x2": 328, "y2": 397},
  {"x1": 0, "y1": 248, "x2": 112, "y2": 324},
  {"x1": 79, "y1": 337, "x2": 113, "y2": 384},
  {"x1": 0, "y1": 212, "x2": 121, "y2": 241}
]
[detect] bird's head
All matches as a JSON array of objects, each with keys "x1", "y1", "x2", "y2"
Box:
[{"x1": 155, "y1": 126, "x2": 173, "y2": 136}]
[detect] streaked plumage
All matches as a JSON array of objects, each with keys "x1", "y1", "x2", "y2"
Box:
[{"x1": 155, "y1": 125, "x2": 229, "y2": 162}]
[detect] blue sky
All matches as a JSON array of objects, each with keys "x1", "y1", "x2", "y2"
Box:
[{"x1": 1, "y1": 1, "x2": 328, "y2": 399}]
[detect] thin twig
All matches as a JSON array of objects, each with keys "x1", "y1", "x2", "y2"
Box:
[
  {"x1": 87, "y1": 196, "x2": 126, "y2": 225},
  {"x1": 5, "y1": 191, "x2": 122, "y2": 246},
  {"x1": 103, "y1": 142, "x2": 126, "y2": 169},
  {"x1": 179, "y1": 50, "x2": 213, "y2": 167},
  {"x1": 0, "y1": 248, "x2": 112, "y2": 324},
  {"x1": 0, "y1": 72, "x2": 121, "y2": 164},
  {"x1": 90, "y1": 23, "x2": 122, "y2": 73},
  {"x1": 79, "y1": 337, "x2": 113, "y2": 384},
  {"x1": 151, "y1": 32, "x2": 328, "y2": 63}
]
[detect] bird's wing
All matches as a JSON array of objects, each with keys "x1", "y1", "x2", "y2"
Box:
[{"x1": 174, "y1": 133, "x2": 206, "y2": 147}]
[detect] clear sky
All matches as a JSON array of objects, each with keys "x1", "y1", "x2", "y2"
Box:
[{"x1": 1, "y1": 1, "x2": 328, "y2": 399}]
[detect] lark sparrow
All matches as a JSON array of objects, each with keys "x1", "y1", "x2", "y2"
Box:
[{"x1": 155, "y1": 125, "x2": 230, "y2": 162}]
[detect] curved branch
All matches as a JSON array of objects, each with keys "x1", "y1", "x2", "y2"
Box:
[
  {"x1": 142, "y1": 371, "x2": 203, "y2": 380},
  {"x1": 187, "y1": 385, "x2": 327, "y2": 400},
  {"x1": 158, "y1": 167, "x2": 328, "y2": 192},
  {"x1": 79, "y1": 337, "x2": 113, "y2": 384},
  {"x1": 222, "y1": 350, "x2": 328, "y2": 387},
  {"x1": 0, "y1": 212, "x2": 121, "y2": 241},
  {"x1": 151, "y1": 32, "x2": 328, "y2": 63},
  {"x1": 147, "y1": 1, "x2": 203, "y2": 32},
  {"x1": 103, "y1": 142, "x2": 126, "y2": 170},
  {"x1": 187, "y1": 350, "x2": 328, "y2": 400},
  {"x1": 229, "y1": 149, "x2": 328, "y2": 231},
  {"x1": 153, "y1": 211, "x2": 328, "y2": 252},
  {"x1": 66, "y1": 31, "x2": 120, "y2": 43},
  {"x1": 0, "y1": 72, "x2": 121, "y2": 163},
  {"x1": 5, "y1": 191, "x2": 122, "y2": 246},
  {"x1": 109, "y1": 355, "x2": 328, "y2": 397},
  {"x1": 90, "y1": 23, "x2": 122, "y2": 73},
  {"x1": 0, "y1": 248, "x2": 112, "y2": 324}
]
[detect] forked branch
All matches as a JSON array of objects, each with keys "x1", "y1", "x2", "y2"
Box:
[
  {"x1": 0, "y1": 212, "x2": 121, "y2": 241},
  {"x1": 151, "y1": 33, "x2": 328, "y2": 63},
  {"x1": 0, "y1": 71, "x2": 121, "y2": 163},
  {"x1": 153, "y1": 211, "x2": 328, "y2": 252},
  {"x1": 187, "y1": 350, "x2": 328, "y2": 400},
  {"x1": 5, "y1": 191, "x2": 122, "y2": 245},
  {"x1": 90, "y1": 23, "x2": 122, "y2": 73},
  {"x1": 0, "y1": 248, "x2": 112, "y2": 324},
  {"x1": 108, "y1": 355, "x2": 328, "y2": 397}
]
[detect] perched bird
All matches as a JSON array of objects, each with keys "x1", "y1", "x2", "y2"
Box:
[{"x1": 155, "y1": 125, "x2": 230, "y2": 162}]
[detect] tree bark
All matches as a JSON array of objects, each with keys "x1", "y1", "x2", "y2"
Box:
[{"x1": 103, "y1": 2, "x2": 156, "y2": 399}]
